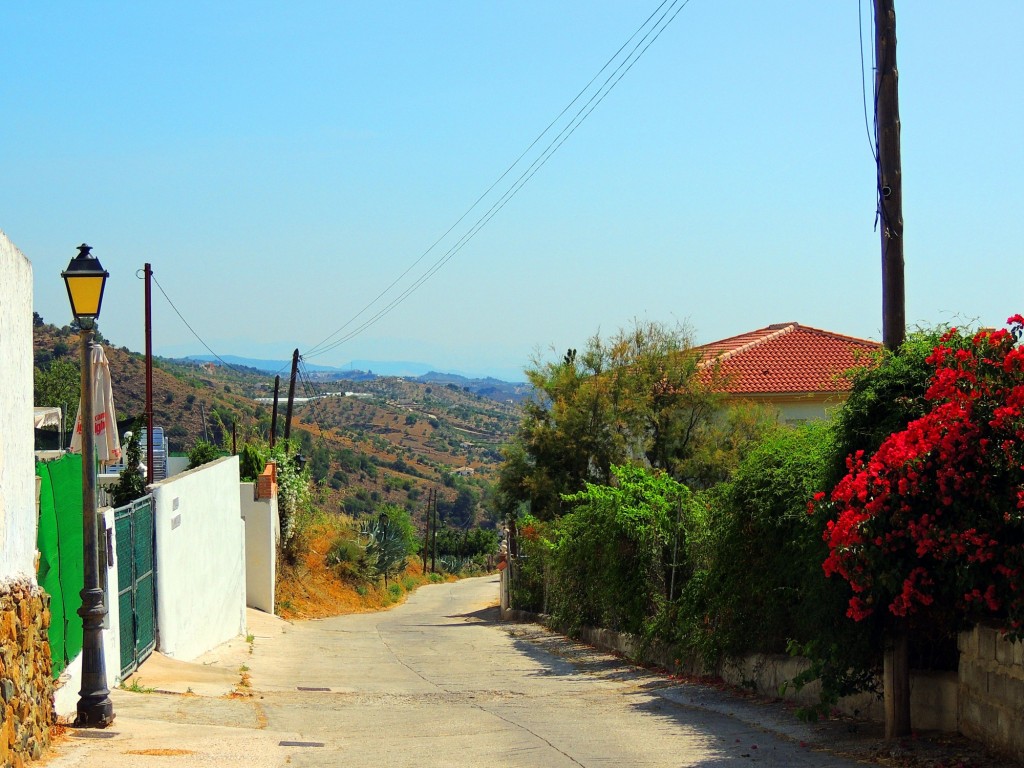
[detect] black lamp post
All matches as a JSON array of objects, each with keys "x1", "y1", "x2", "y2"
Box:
[{"x1": 62, "y1": 244, "x2": 114, "y2": 728}]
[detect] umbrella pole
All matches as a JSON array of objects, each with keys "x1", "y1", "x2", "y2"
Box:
[{"x1": 75, "y1": 327, "x2": 114, "y2": 727}]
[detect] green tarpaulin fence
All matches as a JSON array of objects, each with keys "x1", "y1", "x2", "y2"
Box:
[{"x1": 36, "y1": 453, "x2": 84, "y2": 678}]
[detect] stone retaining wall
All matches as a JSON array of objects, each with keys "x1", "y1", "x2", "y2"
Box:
[
  {"x1": 501, "y1": 603, "x2": 957, "y2": 732},
  {"x1": 958, "y1": 625, "x2": 1024, "y2": 761},
  {"x1": 500, "y1": 570, "x2": 1022, "y2": 755},
  {"x1": 0, "y1": 580, "x2": 55, "y2": 767}
]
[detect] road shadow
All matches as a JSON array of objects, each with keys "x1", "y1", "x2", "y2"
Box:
[
  {"x1": 445, "y1": 605, "x2": 501, "y2": 624},
  {"x1": 498, "y1": 620, "x2": 1019, "y2": 768}
]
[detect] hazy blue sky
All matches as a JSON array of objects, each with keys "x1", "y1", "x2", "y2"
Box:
[{"x1": 3, "y1": 2, "x2": 1021, "y2": 381}]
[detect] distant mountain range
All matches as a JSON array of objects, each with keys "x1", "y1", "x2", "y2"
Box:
[
  {"x1": 183, "y1": 355, "x2": 532, "y2": 403},
  {"x1": 185, "y1": 355, "x2": 506, "y2": 378}
]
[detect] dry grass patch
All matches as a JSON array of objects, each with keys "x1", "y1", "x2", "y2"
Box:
[{"x1": 276, "y1": 520, "x2": 446, "y2": 620}]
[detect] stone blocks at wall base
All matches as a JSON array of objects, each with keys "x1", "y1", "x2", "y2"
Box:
[
  {"x1": 958, "y1": 625, "x2": 1024, "y2": 761},
  {"x1": 0, "y1": 580, "x2": 56, "y2": 767}
]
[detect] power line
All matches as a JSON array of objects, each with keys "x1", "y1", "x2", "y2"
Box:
[
  {"x1": 296, "y1": 361, "x2": 332, "y2": 444},
  {"x1": 303, "y1": 0, "x2": 677, "y2": 360},
  {"x1": 858, "y1": 0, "x2": 878, "y2": 161},
  {"x1": 308, "y1": 1, "x2": 690, "y2": 359},
  {"x1": 302, "y1": 0, "x2": 691, "y2": 360},
  {"x1": 150, "y1": 274, "x2": 251, "y2": 375}
]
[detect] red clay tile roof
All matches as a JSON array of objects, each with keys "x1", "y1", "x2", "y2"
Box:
[{"x1": 696, "y1": 323, "x2": 880, "y2": 395}]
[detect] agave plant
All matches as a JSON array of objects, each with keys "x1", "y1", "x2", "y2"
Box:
[{"x1": 362, "y1": 512, "x2": 410, "y2": 587}]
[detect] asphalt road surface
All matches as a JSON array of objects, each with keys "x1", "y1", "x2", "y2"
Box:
[{"x1": 44, "y1": 575, "x2": 874, "y2": 767}]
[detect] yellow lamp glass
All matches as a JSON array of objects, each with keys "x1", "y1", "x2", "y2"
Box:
[
  {"x1": 65, "y1": 275, "x2": 105, "y2": 317},
  {"x1": 62, "y1": 244, "x2": 109, "y2": 322}
]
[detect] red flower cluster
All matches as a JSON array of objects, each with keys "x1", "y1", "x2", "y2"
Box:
[{"x1": 819, "y1": 317, "x2": 1024, "y2": 636}]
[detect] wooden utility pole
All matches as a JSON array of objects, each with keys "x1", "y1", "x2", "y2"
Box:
[
  {"x1": 423, "y1": 488, "x2": 434, "y2": 573},
  {"x1": 875, "y1": 0, "x2": 911, "y2": 740},
  {"x1": 283, "y1": 349, "x2": 300, "y2": 443},
  {"x1": 876, "y1": 0, "x2": 905, "y2": 352},
  {"x1": 270, "y1": 375, "x2": 280, "y2": 448},
  {"x1": 884, "y1": 623, "x2": 911, "y2": 739},
  {"x1": 431, "y1": 488, "x2": 438, "y2": 574},
  {"x1": 422, "y1": 492, "x2": 429, "y2": 574}
]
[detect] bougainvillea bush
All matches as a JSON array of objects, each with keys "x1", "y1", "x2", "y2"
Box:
[{"x1": 821, "y1": 316, "x2": 1024, "y2": 638}]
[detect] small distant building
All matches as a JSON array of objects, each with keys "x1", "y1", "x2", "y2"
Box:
[
  {"x1": 696, "y1": 322, "x2": 880, "y2": 423},
  {"x1": 453, "y1": 466, "x2": 476, "y2": 477}
]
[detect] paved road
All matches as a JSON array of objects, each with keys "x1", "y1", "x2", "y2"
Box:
[{"x1": 44, "y1": 576, "x2": 870, "y2": 767}]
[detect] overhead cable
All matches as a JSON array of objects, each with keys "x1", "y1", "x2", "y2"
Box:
[{"x1": 302, "y1": 0, "x2": 691, "y2": 360}]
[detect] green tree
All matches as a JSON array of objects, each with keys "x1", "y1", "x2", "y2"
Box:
[
  {"x1": 109, "y1": 424, "x2": 148, "y2": 507},
  {"x1": 239, "y1": 443, "x2": 268, "y2": 482},
  {"x1": 438, "y1": 485, "x2": 478, "y2": 529},
  {"x1": 498, "y1": 321, "x2": 722, "y2": 520},
  {"x1": 187, "y1": 439, "x2": 222, "y2": 469},
  {"x1": 548, "y1": 465, "x2": 691, "y2": 634},
  {"x1": 681, "y1": 400, "x2": 780, "y2": 489},
  {"x1": 34, "y1": 359, "x2": 80, "y2": 440},
  {"x1": 679, "y1": 422, "x2": 878, "y2": 709}
]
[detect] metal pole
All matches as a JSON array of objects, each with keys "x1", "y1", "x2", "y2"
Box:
[
  {"x1": 669, "y1": 495, "x2": 682, "y2": 602},
  {"x1": 144, "y1": 263, "x2": 154, "y2": 486},
  {"x1": 76, "y1": 327, "x2": 114, "y2": 727}
]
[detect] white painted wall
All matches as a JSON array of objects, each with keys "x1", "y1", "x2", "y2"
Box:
[
  {"x1": 726, "y1": 393, "x2": 849, "y2": 424},
  {"x1": 0, "y1": 229, "x2": 37, "y2": 581},
  {"x1": 239, "y1": 483, "x2": 278, "y2": 614},
  {"x1": 166, "y1": 455, "x2": 189, "y2": 477},
  {"x1": 152, "y1": 456, "x2": 247, "y2": 660}
]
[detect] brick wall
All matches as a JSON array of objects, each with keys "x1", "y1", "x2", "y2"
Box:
[
  {"x1": 0, "y1": 580, "x2": 56, "y2": 767},
  {"x1": 959, "y1": 625, "x2": 1024, "y2": 761},
  {"x1": 256, "y1": 462, "x2": 277, "y2": 500}
]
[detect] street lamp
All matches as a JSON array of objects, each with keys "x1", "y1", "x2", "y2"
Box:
[
  {"x1": 62, "y1": 244, "x2": 114, "y2": 728},
  {"x1": 62, "y1": 244, "x2": 109, "y2": 327}
]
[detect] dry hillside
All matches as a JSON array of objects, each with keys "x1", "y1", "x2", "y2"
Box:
[{"x1": 33, "y1": 317, "x2": 522, "y2": 529}]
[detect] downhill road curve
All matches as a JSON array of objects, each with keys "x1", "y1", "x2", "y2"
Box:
[{"x1": 46, "y1": 575, "x2": 873, "y2": 767}]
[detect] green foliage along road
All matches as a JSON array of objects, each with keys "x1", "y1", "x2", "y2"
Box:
[{"x1": 501, "y1": 317, "x2": 1024, "y2": 727}]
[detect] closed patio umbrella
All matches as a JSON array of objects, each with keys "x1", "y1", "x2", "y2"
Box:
[{"x1": 70, "y1": 344, "x2": 122, "y2": 465}]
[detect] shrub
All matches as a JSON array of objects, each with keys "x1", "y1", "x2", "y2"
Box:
[
  {"x1": 822, "y1": 317, "x2": 1024, "y2": 638},
  {"x1": 277, "y1": 446, "x2": 313, "y2": 559},
  {"x1": 676, "y1": 422, "x2": 874, "y2": 680},
  {"x1": 239, "y1": 443, "x2": 267, "y2": 482},
  {"x1": 549, "y1": 465, "x2": 691, "y2": 634},
  {"x1": 362, "y1": 505, "x2": 417, "y2": 586},
  {"x1": 109, "y1": 424, "x2": 147, "y2": 507},
  {"x1": 187, "y1": 439, "x2": 221, "y2": 469},
  {"x1": 326, "y1": 535, "x2": 371, "y2": 582}
]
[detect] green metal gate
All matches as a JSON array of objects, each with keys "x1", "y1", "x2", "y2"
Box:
[{"x1": 115, "y1": 496, "x2": 157, "y2": 678}]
